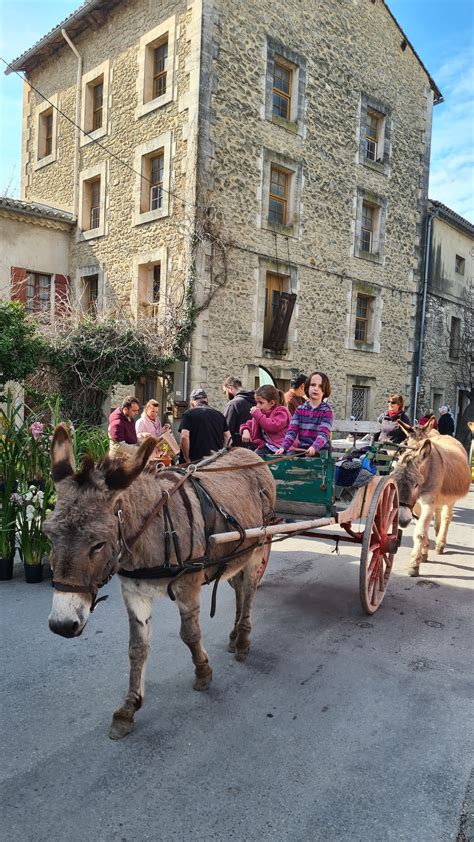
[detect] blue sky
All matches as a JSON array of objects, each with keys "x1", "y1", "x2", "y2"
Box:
[{"x1": 1, "y1": 0, "x2": 473, "y2": 221}]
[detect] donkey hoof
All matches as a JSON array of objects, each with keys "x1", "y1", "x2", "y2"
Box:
[
  {"x1": 108, "y1": 714, "x2": 134, "y2": 740},
  {"x1": 435, "y1": 544, "x2": 445, "y2": 555},
  {"x1": 193, "y1": 673, "x2": 212, "y2": 691},
  {"x1": 407, "y1": 566, "x2": 419, "y2": 577},
  {"x1": 227, "y1": 640, "x2": 236, "y2": 653},
  {"x1": 235, "y1": 648, "x2": 250, "y2": 662}
]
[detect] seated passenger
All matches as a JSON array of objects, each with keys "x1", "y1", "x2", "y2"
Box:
[
  {"x1": 240, "y1": 385, "x2": 291, "y2": 456},
  {"x1": 275, "y1": 371, "x2": 333, "y2": 457}
]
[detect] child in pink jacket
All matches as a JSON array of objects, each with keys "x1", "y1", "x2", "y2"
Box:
[{"x1": 240, "y1": 385, "x2": 291, "y2": 455}]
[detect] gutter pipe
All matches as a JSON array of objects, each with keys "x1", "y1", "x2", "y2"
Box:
[
  {"x1": 61, "y1": 29, "x2": 82, "y2": 221},
  {"x1": 413, "y1": 209, "x2": 437, "y2": 420}
]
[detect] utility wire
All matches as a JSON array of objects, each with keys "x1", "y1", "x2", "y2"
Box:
[
  {"x1": 0, "y1": 55, "x2": 204, "y2": 212},
  {"x1": 1, "y1": 55, "x2": 422, "y2": 298}
]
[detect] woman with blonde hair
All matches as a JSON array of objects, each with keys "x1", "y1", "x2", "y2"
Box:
[{"x1": 135, "y1": 399, "x2": 170, "y2": 442}]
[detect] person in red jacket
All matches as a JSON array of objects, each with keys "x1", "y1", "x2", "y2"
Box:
[
  {"x1": 418, "y1": 409, "x2": 438, "y2": 429},
  {"x1": 108, "y1": 395, "x2": 140, "y2": 456},
  {"x1": 240, "y1": 385, "x2": 291, "y2": 455}
]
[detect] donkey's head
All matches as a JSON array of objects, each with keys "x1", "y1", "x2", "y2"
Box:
[
  {"x1": 392, "y1": 439, "x2": 433, "y2": 527},
  {"x1": 44, "y1": 425, "x2": 157, "y2": 638}
]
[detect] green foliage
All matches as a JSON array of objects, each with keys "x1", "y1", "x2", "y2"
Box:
[
  {"x1": 48, "y1": 318, "x2": 174, "y2": 424},
  {"x1": 0, "y1": 301, "x2": 46, "y2": 385}
]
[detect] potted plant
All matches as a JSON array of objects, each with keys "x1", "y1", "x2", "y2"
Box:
[
  {"x1": 16, "y1": 483, "x2": 54, "y2": 583},
  {"x1": 0, "y1": 491, "x2": 18, "y2": 580},
  {"x1": 0, "y1": 393, "x2": 22, "y2": 580}
]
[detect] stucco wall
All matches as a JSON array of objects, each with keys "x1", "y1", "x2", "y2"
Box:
[{"x1": 0, "y1": 213, "x2": 71, "y2": 298}]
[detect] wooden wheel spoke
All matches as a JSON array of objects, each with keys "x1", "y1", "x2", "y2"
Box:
[{"x1": 359, "y1": 477, "x2": 398, "y2": 614}]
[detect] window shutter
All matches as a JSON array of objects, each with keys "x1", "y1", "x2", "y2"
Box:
[
  {"x1": 53, "y1": 274, "x2": 70, "y2": 315},
  {"x1": 10, "y1": 267, "x2": 28, "y2": 303},
  {"x1": 265, "y1": 292, "x2": 296, "y2": 352}
]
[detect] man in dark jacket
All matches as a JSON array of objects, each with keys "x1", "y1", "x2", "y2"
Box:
[
  {"x1": 222, "y1": 376, "x2": 256, "y2": 446},
  {"x1": 179, "y1": 388, "x2": 231, "y2": 462}
]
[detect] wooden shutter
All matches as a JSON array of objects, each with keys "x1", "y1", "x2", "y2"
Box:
[
  {"x1": 265, "y1": 292, "x2": 296, "y2": 353},
  {"x1": 53, "y1": 274, "x2": 71, "y2": 316},
  {"x1": 10, "y1": 267, "x2": 28, "y2": 303}
]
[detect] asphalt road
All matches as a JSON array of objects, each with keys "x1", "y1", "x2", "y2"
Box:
[{"x1": 1, "y1": 489, "x2": 473, "y2": 842}]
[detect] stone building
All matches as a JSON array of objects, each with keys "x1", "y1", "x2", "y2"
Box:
[
  {"x1": 7, "y1": 0, "x2": 441, "y2": 420},
  {"x1": 414, "y1": 200, "x2": 473, "y2": 433}
]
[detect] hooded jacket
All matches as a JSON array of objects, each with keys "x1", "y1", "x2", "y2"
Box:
[
  {"x1": 224, "y1": 390, "x2": 256, "y2": 445},
  {"x1": 240, "y1": 404, "x2": 291, "y2": 451}
]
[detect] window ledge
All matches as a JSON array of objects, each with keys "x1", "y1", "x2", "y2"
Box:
[
  {"x1": 77, "y1": 227, "x2": 105, "y2": 242},
  {"x1": 133, "y1": 208, "x2": 169, "y2": 227},
  {"x1": 354, "y1": 250, "x2": 382, "y2": 265},
  {"x1": 136, "y1": 91, "x2": 172, "y2": 120},
  {"x1": 363, "y1": 158, "x2": 386, "y2": 175},
  {"x1": 351, "y1": 341, "x2": 378, "y2": 353},
  {"x1": 264, "y1": 220, "x2": 298, "y2": 239},
  {"x1": 271, "y1": 115, "x2": 300, "y2": 135},
  {"x1": 33, "y1": 154, "x2": 56, "y2": 171},
  {"x1": 81, "y1": 125, "x2": 107, "y2": 147}
]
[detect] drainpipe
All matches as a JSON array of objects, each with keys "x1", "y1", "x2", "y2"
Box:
[
  {"x1": 61, "y1": 29, "x2": 82, "y2": 221},
  {"x1": 413, "y1": 209, "x2": 436, "y2": 420}
]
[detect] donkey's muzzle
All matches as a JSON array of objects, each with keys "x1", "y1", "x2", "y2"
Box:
[{"x1": 49, "y1": 616, "x2": 84, "y2": 638}]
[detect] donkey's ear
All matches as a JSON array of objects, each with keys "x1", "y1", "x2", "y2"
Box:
[
  {"x1": 51, "y1": 424, "x2": 75, "y2": 484},
  {"x1": 103, "y1": 438, "x2": 159, "y2": 491},
  {"x1": 425, "y1": 417, "x2": 437, "y2": 432},
  {"x1": 418, "y1": 439, "x2": 432, "y2": 460},
  {"x1": 398, "y1": 419, "x2": 413, "y2": 435}
]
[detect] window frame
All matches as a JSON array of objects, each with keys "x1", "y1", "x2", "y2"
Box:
[
  {"x1": 346, "y1": 282, "x2": 382, "y2": 354},
  {"x1": 131, "y1": 248, "x2": 168, "y2": 319},
  {"x1": 354, "y1": 188, "x2": 387, "y2": 264},
  {"x1": 359, "y1": 94, "x2": 391, "y2": 175},
  {"x1": 355, "y1": 294, "x2": 371, "y2": 342},
  {"x1": 80, "y1": 61, "x2": 110, "y2": 146},
  {"x1": 265, "y1": 39, "x2": 306, "y2": 135},
  {"x1": 25, "y1": 271, "x2": 52, "y2": 315},
  {"x1": 269, "y1": 166, "x2": 289, "y2": 226},
  {"x1": 136, "y1": 17, "x2": 176, "y2": 119},
  {"x1": 34, "y1": 94, "x2": 58, "y2": 170},
  {"x1": 133, "y1": 132, "x2": 171, "y2": 226},
  {"x1": 256, "y1": 258, "x2": 298, "y2": 359},
  {"x1": 449, "y1": 315, "x2": 461, "y2": 360},
  {"x1": 455, "y1": 255, "x2": 465, "y2": 275},
  {"x1": 261, "y1": 148, "x2": 302, "y2": 238},
  {"x1": 78, "y1": 161, "x2": 107, "y2": 241}
]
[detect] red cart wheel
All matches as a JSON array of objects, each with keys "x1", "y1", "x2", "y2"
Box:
[
  {"x1": 256, "y1": 540, "x2": 272, "y2": 584},
  {"x1": 359, "y1": 476, "x2": 399, "y2": 614}
]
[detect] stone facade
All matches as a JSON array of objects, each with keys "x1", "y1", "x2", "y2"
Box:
[
  {"x1": 416, "y1": 200, "x2": 473, "y2": 427},
  {"x1": 11, "y1": 0, "x2": 441, "y2": 421}
]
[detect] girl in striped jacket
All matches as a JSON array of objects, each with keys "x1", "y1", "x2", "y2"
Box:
[{"x1": 275, "y1": 372, "x2": 333, "y2": 456}]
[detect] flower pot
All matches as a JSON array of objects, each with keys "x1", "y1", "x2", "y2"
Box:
[
  {"x1": 24, "y1": 562, "x2": 44, "y2": 584},
  {"x1": 0, "y1": 556, "x2": 14, "y2": 581}
]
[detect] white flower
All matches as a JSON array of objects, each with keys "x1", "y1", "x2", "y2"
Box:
[
  {"x1": 25, "y1": 492, "x2": 33, "y2": 502},
  {"x1": 26, "y1": 505, "x2": 35, "y2": 521}
]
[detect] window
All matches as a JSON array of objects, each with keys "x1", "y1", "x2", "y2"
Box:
[
  {"x1": 354, "y1": 189, "x2": 387, "y2": 263},
  {"x1": 80, "y1": 62, "x2": 110, "y2": 144},
  {"x1": 263, "y1": 272, "x2": 296, "y2": 352},
  {"x1": 152, "y1": 264, "x2": 161, "y2": 303},
  {"x1": 361, "y1": 203, "x2": 375, "y2": 252},
  {"x1": 136, "y1": 18, "x2": 176, "y2": 118},
  {"x1": 92, "y1": 82, "x2": 103, "y2": 131},
  {"x1": 132, "y1": 250, "x2": 167, "y2": 319},
  {"x1": 261, "y1": 149, "x2": 302, "y2": 237},
  {"x1": 347, "y1": 283, "x2": 381, "y2": 353},
  {"x1": 153, "y1": 41, "x2": 168, "y2": 99},
  {"x1": 264, "y1": 273, "x2": 283, "y2": 345},
  {"x1": 449, "y1": 316, "x2": 461, "y2": 359},
  {"x1": 355, "y1": 294, "x2": 370, "y2": 341},
  {"x1": 78, "y1": 161, "x2": 107, "y2": 240},
  {"x1": 133, "y1": 132, "x2": 171, "y2": 225},
  {"x1": 273, "y1": 60, "x2": 291, "y2": 119},
  {"x1": 25, "y1": 273, "x2": 51, "y2": 314},
  {"x1": 265, "y1": 39, "x2": 307, "y2": 134},
  {"x1": 359, "y1": 94, "x2": 391, "y2": 173},
  {"x1": 83, "y1": 274, "x2": 99, "y2": 314},
  {"x1": 34, "y1": 93, "x2": 58, "y2": 169},
  {"x1": 455, "y1": 255, "x2": 465, "y2": 275},
  {"x1": 351, "y1": 386, "x2": 369, "y2": 420},
  {"x1": 269, "y1": 167, "x2": 289, "y2": 225},
  {"x1": 88, "y1": 179, "x2": 101, "y2": 230},
  {"x1": 149, "y1": 154, "x2": 164, "y2": 211}
]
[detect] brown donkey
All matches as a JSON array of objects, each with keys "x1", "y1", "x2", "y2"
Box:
[
  {"x1": 44, "y1": 426, "x2": 275, "y2": 739},
  {"x1": 393, "y1": 422, "x2": 471, "y2": 576}
]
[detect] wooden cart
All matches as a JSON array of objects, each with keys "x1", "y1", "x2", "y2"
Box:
[{"x1": 210, "y1": 447, "x2": 401, "y2": 615}]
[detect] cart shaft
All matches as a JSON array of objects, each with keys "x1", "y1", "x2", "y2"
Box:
[{"x1": 209, "y1": 516, "x2": 335, "y2": 545}]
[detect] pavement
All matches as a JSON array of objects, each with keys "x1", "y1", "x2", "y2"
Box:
[{"x1": 1, "y1": 487, "x2": 473, "y2": 842}]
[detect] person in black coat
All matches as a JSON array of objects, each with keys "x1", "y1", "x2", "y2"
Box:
[
  {"x1": 438, "y1": 406, "x2": 455, "y2": 436},
  {"x1": 222, "y1": 376, "x2": 256, "y2": 446}
]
